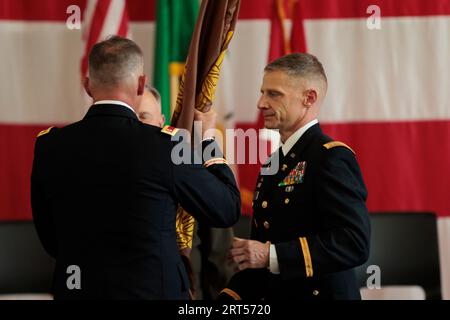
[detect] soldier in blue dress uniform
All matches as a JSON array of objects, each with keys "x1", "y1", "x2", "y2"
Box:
[{"x1": 220, "y1": 53, "x2": 370, "y2": 300}]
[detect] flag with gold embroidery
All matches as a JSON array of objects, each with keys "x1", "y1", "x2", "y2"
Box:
[
  {"x1": 171, "y1": 0, "x2": 240, "y2": 253},
  {"x1": 170, "y1": 0, "x2": 240, "y2": 300},
  {"x1": 171, "y1": 0, "x2": 240, "y2": 129}
]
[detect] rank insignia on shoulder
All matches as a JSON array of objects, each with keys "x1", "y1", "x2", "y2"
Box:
[
  {"x1": 323, "y1": 141, "x2": 355, "y2": 155},
  {"x1": 36, "y1": 126, "x2": 55, "y2": 138},
  {"x1": 278, "y1": 161, "x2": 306, "y2": 186},
  {"x1": 161, "y1": 125, "x2": 179, "y2": 136}
]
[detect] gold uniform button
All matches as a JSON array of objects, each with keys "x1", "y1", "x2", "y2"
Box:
[
  {"x1": 284, "y1": 198, "x2": 290, "y2": 204},
  {"x1": 263, "y1": 221, "x2": 270, "y2": 229},
  {"x1": 261, "y1": 201, "x2": 268, "y2": 208},
  {"x1": 312, "y1": 290, "x2": 319, "y2": 296}
]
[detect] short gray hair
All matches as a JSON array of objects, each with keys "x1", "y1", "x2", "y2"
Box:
[
  {"x1": 265, "y1": 53, "x2": 327, "y2": 84},
  {"x1": 145, "y1": 85, "x2": 161, "y2": 104},
  {"x1": 88, "y1": 35, "x2": 144, "y2": 86}
]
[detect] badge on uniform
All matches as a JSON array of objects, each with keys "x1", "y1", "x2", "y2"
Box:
[
  {"x1": 278, "y1": 161, "x2": 306, "y2": 186},
  {"x1": 285, "y1": 186, "x2": 295, "y2": 192}
]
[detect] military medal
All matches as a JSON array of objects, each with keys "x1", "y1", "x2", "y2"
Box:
[{"x1": 278, "y1": 161, "x2": 307, "y2": 186}]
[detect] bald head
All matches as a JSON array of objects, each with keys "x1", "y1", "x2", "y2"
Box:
[{"x1": 137, "y1": 87, "x2": 165, "y2": 128}]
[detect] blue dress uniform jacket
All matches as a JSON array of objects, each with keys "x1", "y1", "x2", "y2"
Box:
[
  {"x1": 31, "y1": 104, "x2": 241, "y2": 299},
  {"x1": 220, "y1": 123, "x2": 370, "y2": 300}
]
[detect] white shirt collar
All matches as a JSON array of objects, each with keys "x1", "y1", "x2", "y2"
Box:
[
  {"x1": 280, "y1": 119, "x2": 319, "y2": 156},
  {"x1": 93, "y1": 100, "x2": 135, "y2": 114}
]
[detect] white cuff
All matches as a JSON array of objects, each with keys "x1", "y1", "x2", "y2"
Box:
[{"x1": 269, "y1": 244, "x2": 280, "y2": 274}]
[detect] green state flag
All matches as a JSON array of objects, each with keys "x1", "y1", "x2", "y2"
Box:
[{"x1": 153, "y1": 0, "x2": 200, "y2": 123}]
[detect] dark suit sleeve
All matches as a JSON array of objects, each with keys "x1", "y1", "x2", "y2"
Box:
[
  {"x1": 172, "y1": 140, "x2": 241, "y2": 228},
  {"x1": 275, "y1": 147, "x2": 370, "y2": 280},
  {"x1": 31, "y1": 137, "x2": 57, "y2": 258}
]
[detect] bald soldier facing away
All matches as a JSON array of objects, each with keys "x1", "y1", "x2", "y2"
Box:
[{"x1": 31, "y1": 36, "x2": 240, "y2": 299}]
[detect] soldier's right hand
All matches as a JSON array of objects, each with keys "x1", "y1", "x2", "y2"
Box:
[{"x1": 194, "y1": 108, "x2": 217, "y2": 140}]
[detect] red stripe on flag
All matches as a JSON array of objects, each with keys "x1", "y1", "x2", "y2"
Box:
[
  {"x1": 127, "y1": 0, "x2": 156, "y2": 21},
  {"x1": 268, "y1": 0, "x2": 290, "y2": 59},
  {"x1": 117, "y1": 2, "x2": 129, "y2": 37},
  {"x1": 0, "y1": 0, "x2": 155, "y2": 22},
  {"x1": 1, "y1": 121, "x2": 449, "y2": 220},
  {"x1": 291, "y1": 0, "x2": 307, "y2": 53},
  {"x1": 304, "y1": 0, "x2": 450, "y2": 19},
  {"x1": 0, "y1": 0, "x2": 86, "y2": 21},
  {"x1": 321, "y1": 120, "x2": 450, "y2": 217},
  {"x1": 2, "y1": 0, "x2": 450, "y2": 21},
  {"x1": 239, "y1": 0, "x2": 450, "y2": 19},
  {"x1": 81, "y1": 0, "x2": 112, "y2": 77},
  {"x1": 0, "y1": 124, "x2": 53, "y2": 221}
]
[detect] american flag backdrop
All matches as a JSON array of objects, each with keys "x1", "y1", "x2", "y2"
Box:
[
  {"x1": 80, "y1": 0, "x2": 130, "y2": 79},
  {"x1": 0, "y1": 0, "x2": 449, "y2": 298}
]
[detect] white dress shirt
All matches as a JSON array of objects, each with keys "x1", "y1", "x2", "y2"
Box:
[{"x1": 269, "y1": 119, "x2": 319, "y2": 274}]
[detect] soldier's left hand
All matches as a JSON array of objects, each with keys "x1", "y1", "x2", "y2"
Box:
[{"x1": 229, "y1": 237, "x2": 270, "y2": 271}]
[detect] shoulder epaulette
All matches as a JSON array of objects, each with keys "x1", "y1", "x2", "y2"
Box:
[
  {"x1": 161, "y1": 125, "x2": 179, "y2": 136},
  {"x1": 323, "y1": 141, "x2": 355, "y2": 155},
  {"x1": 36, "y1": 126, "x2": 55, "y2": 138}
]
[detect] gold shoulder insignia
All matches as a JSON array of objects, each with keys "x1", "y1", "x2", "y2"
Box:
[
  {"x1": 323, "y1": 141, "x2": 355, "y2": 155},
  {"x1": 161, "y1": 125, "x2": 179, "y2": 136},
  {"x1": 37, "y1": 126, "x2": 55, "y2": 138},
  {"x1": 204, "y1": 157, "x2": 228, "y2": 168},
  {"x1": 220, "y1": 288, "x2": 242, "y2": 300}
]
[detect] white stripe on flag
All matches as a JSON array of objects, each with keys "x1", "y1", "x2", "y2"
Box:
[
  {"x1": 305, "y1": 17, "x2": 450, "y2": 123},
  {"x1": 215, "y1": 20, "x2": 271, "y2": 124}
]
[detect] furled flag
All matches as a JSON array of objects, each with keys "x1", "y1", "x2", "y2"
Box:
[
  {"x1": 171, "y1": 0, "x2": 241, "y2": 299},
  {"x1": 171, "y1": 0, "x2": 240, "y2": 129}
]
